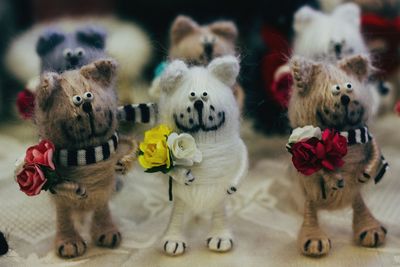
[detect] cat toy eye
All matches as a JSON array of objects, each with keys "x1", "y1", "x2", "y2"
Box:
[
  {"x1": 72, "y1": 95, "x2": 83, "y2": 106},
  {"x1": 345, "y1": 82, "x2": 353, "y2": 92},
  {"x1": 189, "y1": 92, "x2": 196, "y2": 101},
  {"x1": 83, "y1": 92, "x2": 94, "y2": 101},
  {"x1": 75, "y1": 47, "x2": 85, "y2": 57},
  {"x1": 201, "y1": 92, "x2": 209, "y2": 101},
  {"x1": 63, "y1": 48, "x2": 73, "y2": 58},
  {"x1": 331, "y1": 84, "x2": 341, "y2": 95}
]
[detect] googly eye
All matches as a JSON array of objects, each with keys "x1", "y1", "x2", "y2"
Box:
[
  {"x1": 72, "y1": 95, "x2": 83, "y2": 106},
  {"x1": 75, "y1": 47, "x2": 85, "y2": 57},
  {"x1": 189, "y1": 92, "x2": 196, "y2": 101},
  {"x1": 331, "y1": 84, "x2": 341, "y2": 95},
  {"x1": 63, "y1": 48, "x2": 73, "y2": 58},
  {"x1": 83, "y1": 91, "x2": 94, "y2": 101},
  {"x1": 345, "y1": 82, "x2": 353, "y2": 92},
  {"x1": 201, "y1": 91, "x2": 209, "y2": 101}
]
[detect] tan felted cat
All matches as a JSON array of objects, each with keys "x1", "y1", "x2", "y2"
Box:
[
  {"x1": 288, "y1": 55, "x2": 388, "y2": 257},
  {"x1": 34, "y1": 59, "x2": 126, "y2": 258}
]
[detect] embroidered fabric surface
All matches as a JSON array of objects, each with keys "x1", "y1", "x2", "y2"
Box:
[{"x1": 0, "y1": 117, "x2": 399, "y2": 267}]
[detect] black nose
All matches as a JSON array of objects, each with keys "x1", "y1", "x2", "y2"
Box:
[
  {"x1": 82, "y1": 102, "x2": 92, "y2": 113},
  {"x1": 194, "y1": 100, "x2": 204, "y2": 111},
  {"x1": 68, "y1": 56, "x2": 79, "y2": 66},
  {"x1": 341, "y1": 95, "x2": 350, "y2": 106},
  {"x1": 334, "y1": 43, "x2": 342, "y2": 56}
]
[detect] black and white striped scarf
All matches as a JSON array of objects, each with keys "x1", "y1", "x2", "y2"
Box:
[
  {"x1": 340, "y1": 127, "x2": 372, "y2": 146},
  {"x1": 118, "y1": 103, "x2": 156, "y2": 124},
  {"x1": 57, "y1": 132, "x2": 118, "y2": 167}
]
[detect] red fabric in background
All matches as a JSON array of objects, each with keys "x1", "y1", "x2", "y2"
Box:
[{"x1": 362, "y1": 14, "x2": 400, "y2": 77}]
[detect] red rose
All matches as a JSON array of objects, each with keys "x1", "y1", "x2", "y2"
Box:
[
  {"x1": 320, "y1": 129, "x2": 347, "y2": 170},
  {"x1": 16, "y1": 164, "x2": 47, "y2": 196},
  {"x1": 291, "y1": 137, "x2": 323, "y2": 176},
  {"x1": 25, "y1": 140, "x2": 55, "y2": 170},
  {"x1": 16, "y1": 89, "x2": 35, "y2": 120}
]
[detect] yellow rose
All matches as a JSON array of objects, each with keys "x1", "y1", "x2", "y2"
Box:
[{"x1": 138, "y1": 125, "x2": 172, "y2": 170}]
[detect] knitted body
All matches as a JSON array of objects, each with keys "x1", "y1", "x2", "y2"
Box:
[
  {"x1": 158, "y1": 56, "x2": 248, "y2": 256},
  {"x1": 34, "y1": 59, "x2": 124, "y2": 258},
  {"x1": 288, "y1": 55, "x2": 387, "y2": 257}
]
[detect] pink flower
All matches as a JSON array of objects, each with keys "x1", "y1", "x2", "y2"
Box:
[
  {"x1": 291, "y1": 137, "x2": 322, "y2": 176},
  {"x1": 16, "y1": 164, "x2": 47, "y2": 196},
  {"x1": 25, "y1": 140, "x2": 55, "y2": 170}
]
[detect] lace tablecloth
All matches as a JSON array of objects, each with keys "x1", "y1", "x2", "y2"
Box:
[{"x1": 0, "y1": 117, "x2": 399, "y2": 267}]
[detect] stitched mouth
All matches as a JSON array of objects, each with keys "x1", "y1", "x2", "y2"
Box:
[
  {"x1": 62, "y1": 110, "x2": 113, "y2": 142},
  {"x1": 173, "y1": 111, "x2": 225, "y2": 133}
]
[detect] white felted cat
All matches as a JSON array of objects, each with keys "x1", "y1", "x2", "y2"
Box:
[{"x1": 158, "y1": 56, "x2": 248, "y2": 256}]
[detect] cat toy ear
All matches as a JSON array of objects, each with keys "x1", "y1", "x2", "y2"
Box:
[
  {"x1": 80, "y1": 58, "x2": 117, "y2": 87},
  {"x1": 333, "y1": 3, "x2": 360, "y2": 27},
  {"x1": 338, "y1": 55, "x2": 370, "y2": 81},
  {"x1": 160, "y1": 60, "x2": 189, "y2": 93},
  {"x1": 209, "y1": 20, "x2": 238, "y2": 42},
  {"x1": 36, "y1": 28, "x2": 65, "y2": 57},
  {"x1": 76, "y1": 26, "x2": 107, "y2": 50},
  {"x1": 36, "y1": 72, "x2": 61, "y2": 111},
  {"x1": 290, "y1": 56, "x2": 321, "y2": 95},
  {"x1": 293, "y1": 6, "x2": 321, "y2": 33},
  {"x1": 207, "y1": 55, "x2": 239, "y2": 87},
  {"x1": 170, "y1": 15, "x2": 199, "y2": 45}
]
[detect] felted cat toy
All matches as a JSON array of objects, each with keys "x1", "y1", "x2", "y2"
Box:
[
  {"x1": 23, "y1": 59, "x2": 127, "y2": 258},
  {"x1": 149, "y1": 15, "x2": 245, "y2": 110},
  {"x1": 287, "y1": 55, "x2": 389, "y2": 257},
  {"x1": 151, "y1": 55, "x2": 248, "y2": 256}
]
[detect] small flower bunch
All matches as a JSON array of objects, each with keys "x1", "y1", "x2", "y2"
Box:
[
  {"x1": 138, "y1": 125, "x2": 202, "y2": 173},
  {"x1": 15, "y1": 140, "x2": 61, "y2": 196},
  {"x1": 286, "y1": 126, "x2": 348, "y2": 176}
]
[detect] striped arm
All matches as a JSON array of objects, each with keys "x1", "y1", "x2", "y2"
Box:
[{"x1": 117, "y1": 103, "x2": 157, "y2": 124}]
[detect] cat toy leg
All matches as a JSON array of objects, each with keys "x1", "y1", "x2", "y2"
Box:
[
  {"x1": 162, "y1": 198, "x2": 187, "y2": 256},
  {"x1": 352, "y1": 193, "x2": 386, "y2": 247},
  {"x1": 227, "y1": 140, "x2": 248, "y2": 194},
  {"x1": 206, "y1": 202, "x2": 233, "y2": 252},
  {"x1": 55, "y1": 206, "x2": 87, "y2": 258},
  {"x1": 361, "y1": 138, "x2": 385, "y2": 183},
  {"x1": 91, "y1": 203, "x2": 121, "y2": 248},
  {"x1": 298, "y1": 200, "x2": 331, "y2": 257}
]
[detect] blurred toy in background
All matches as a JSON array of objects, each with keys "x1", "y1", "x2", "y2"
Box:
[
  {"x1": 149, "y1": 15, "x2": 245, "y2": 111},
  {"x1": 31, "y1": 59, "x2": 132, "y2": 258},
  {"x1": 6, "y1": 16, "x2": 152, "y2": 119},
  {"x1": 156, "y1": 56, "x2": 248, "y2": 256},
  {"x1": 288, "y1": 55, "x2": 388, "y2": 257},
  {"x1": 249, "y1": 0, "x2": 317, "y2": 135},
  {"x1": 37, "y1": 26, "x2": 106, "y2": 73}
]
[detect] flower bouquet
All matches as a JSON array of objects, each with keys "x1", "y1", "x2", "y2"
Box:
[
  {"x1": 15, "y1": 140, "x2": 62, "y2": 196},
  {"x1": 286, "y1": 126, "x2": 348, "y2": 176},
  {"x1": 138, "y1": 125, "x2": 202, "y2": 173}
]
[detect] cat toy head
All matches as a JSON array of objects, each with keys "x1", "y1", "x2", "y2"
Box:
[
  {"x1": 288, "y1": 55, "x2": 373, "y2": 131},
  {"x1": 169, "y1": 15, "x2": 238, "y2": 66},
  {"x1": 293, "y1": 3, "x2": 367, "y2": 61},
  {"x1": 36, "y1": 26, "x2": 106, "y2": 73},
  {"x1": 35, "y1": 59, "x2": 118, "y2": 150},
  {"x1": 159, "y1": 56, "x2": 240, "y2": 139}
]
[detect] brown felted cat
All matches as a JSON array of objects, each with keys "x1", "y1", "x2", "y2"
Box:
[
  {"x1": 149, "y1": 15, "x2": 245, "y2": 110},
  {"x1": 288, "y1": 55, "x2": 388, "y2": 257},
  {"x1": 34, "y1": 59, "x2": 125, "y2": 258}
]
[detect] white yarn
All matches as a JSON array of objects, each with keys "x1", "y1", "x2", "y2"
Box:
[{"x1": 158, "y1": 56, "x2": 248, "y2": 255}]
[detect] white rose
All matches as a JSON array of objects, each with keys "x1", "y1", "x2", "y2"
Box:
[
  {"x1": 167, "y1": 133, "x2": 202, "y2": 166},
  {"x1": 288, "y1": 126, "x2": 322, "y2": 144}
]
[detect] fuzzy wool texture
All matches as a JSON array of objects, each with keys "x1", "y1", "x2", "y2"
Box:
[
  {"x1": 157, "y1": 56, "x2": 248, "y2": 255},
  {"x1": 148, "y1": 15, "x2": 245, "y2": 110},
  {"x1": 5, "y1": 16, "x2": 151, "y2": 104},
  {"x1": 288, "y1": 55, "x2": 388, "y2": 257}
]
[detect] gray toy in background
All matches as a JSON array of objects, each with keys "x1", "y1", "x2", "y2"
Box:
[{"x1": 36, "y1": 26, "x2": 107, "y2": 73}]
